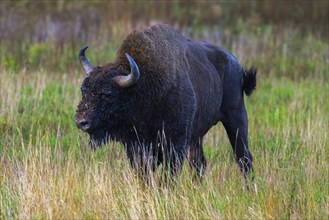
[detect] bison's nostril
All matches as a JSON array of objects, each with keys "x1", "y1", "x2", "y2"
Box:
[
  {"x1": 80, "y1": 120, "x2": 89, "y2": 127},
  {"x1": 75, "y1": 118, "x2": 91, "y2": 132},
  {"x1": 79, "y1": 120, "x2": 91, "y2": 131},
  {"x1": 80, "y1": 121, "x2": 89, "y2": 127}
]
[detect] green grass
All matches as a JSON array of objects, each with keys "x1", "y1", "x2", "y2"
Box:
[{"x1": 0, "y1": 70, "x2": 328, "y2": 218}]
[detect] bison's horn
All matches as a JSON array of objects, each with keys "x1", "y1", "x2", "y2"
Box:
[
  {"x1": 115, "y1": 53, "x2": 140, "y2": 88},
  {"x1": 79, "y1": 45, "x2": 94, "y2": 75}
]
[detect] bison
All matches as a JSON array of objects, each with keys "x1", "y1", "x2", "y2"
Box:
[{"x1": 74, "y1": 24, "x2": 256, "y2": 180}]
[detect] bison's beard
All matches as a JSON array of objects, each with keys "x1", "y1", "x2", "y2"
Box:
[{"x1": 88, "y1": 130, "x2": 110, "y2": 150}]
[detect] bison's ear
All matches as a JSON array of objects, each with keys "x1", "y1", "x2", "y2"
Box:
[
  {"x1": 113, "y1": 53, "x2": 140, "y2": 88},
  {"x1": 79, "y1": 45, "x2": 94, "y2": 75}
]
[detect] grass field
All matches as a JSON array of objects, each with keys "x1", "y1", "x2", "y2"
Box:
[{"x1": 1, "y1": 25, "x2": 328, "y2": 218}]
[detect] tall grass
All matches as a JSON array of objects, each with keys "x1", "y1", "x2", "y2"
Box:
[
  {"x1": 1, "y1": 71, "x2": 328, "y2": 219},
  {"x1": 1, "y1": 23, "x2": 328, "y2": 218}
]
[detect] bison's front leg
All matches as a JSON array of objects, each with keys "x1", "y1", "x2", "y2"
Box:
[
  {"x1": 125, "y1": 142, "x2": 159, "y2": 180},
  {"x1": 164, "y1": 142, "x2": 187, "y2": 179},
  {"x1": 161, "y1": 80, "x2": 196, "y2": 180},
  {"x1": 163, "y1": 122, "x2": 194, "y2": 181},
  {"x1": 188, "y1": 137, "x2": 207, "y2": 178}
]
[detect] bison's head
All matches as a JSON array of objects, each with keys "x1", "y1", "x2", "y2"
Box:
[{"x1": 74, "y1": 46, "x2": 140, "y2": 149}]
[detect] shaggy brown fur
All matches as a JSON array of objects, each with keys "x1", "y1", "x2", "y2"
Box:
[{"x1": 75, "y1": 24, "x2": 257, "y2": 180}]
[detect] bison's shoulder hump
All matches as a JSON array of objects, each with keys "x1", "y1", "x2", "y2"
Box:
[{"x1": 114, "y1": 24, "x2": 189, "y2": 85}]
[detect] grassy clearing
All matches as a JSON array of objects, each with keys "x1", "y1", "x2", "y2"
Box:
[
  {"x1": 0, "y1": 68, "x2": 328, "y2": 218},
  {"x1": 0, "y1": 14, "x2": 328, "y2": 218}
]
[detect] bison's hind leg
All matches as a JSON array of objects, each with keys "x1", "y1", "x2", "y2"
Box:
[{"x1": 222, "y1": 103, "x2": 254, "y2": 179}]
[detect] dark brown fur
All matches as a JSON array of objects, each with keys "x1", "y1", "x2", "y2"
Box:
[{"x1": 75, "y1": 24, "x2": 257, "y2": 180}]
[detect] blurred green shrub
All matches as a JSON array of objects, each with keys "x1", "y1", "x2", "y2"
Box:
[
  {"x1": 1, "y1": 56, "x2": 18, "y2": 73},
  {"x1": 28, "y1": 43, "x2": 51, "y2": 68},
  {"x1": 0, "y1": 1, "x2": 327, "y2": 79}
]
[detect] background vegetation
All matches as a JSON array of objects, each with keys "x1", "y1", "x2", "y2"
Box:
[{"x1": 1, "y1": 1, "x2": 328, "y2": 219}]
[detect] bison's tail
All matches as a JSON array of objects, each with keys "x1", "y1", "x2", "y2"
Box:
[{"x1": 243, "y1": 66, "x2": 257, "y2": 96}]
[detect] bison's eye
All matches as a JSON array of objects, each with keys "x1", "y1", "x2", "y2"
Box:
[
  {"x1": 80, "y1": 87, "x2": 88, "y2": 97},
  {"x1": 101, "y1": 91, "x2": 112, "y2": 95}
]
